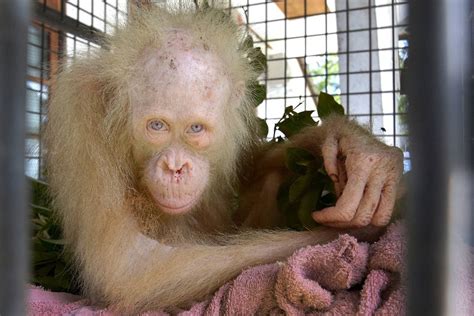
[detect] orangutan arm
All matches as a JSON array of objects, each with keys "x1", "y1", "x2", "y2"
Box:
[
  {"x1": 238, "y1": 115, "x2": 404, "y2": 229},
  {"x1": 80, "y1": 215, "x2": 354, "y2": 312}
]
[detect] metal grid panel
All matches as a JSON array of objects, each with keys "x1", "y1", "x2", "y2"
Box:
[
  {"x1": 228, "y1": 0, "x2": 409, "y2": 169},
  {"x1": 26, "y1": 0, "x2": 127, "y2": 179},
  {"x1": 26, "y1": 23, "x2": 59, "y2": 179},
  {"x1": 63, "y1": 0, "x2": 128, "y2": 34},
  {"x1": 26, "y1": 0, "x2": 410, "y2": 178}
]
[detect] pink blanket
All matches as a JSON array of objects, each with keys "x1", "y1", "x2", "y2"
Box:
[{"x1": 27, "y1": 222, "x2": 472, "y2": 315}]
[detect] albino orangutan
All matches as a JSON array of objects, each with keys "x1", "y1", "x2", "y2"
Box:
[{"x1": 45, "y1": 5, "x2": 403, "y2": 313}]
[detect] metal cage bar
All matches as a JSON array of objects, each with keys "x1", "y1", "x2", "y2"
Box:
[
  {"x1": 0, "y1": 1, "x2": 30, "y2": 314},
  {"x1": 407, "y1": 0, "x2": 472, "y2": 314}
]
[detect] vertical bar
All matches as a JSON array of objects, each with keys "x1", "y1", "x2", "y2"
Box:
[
  {"x1": 368, "y1": 0, "x2": 373, "y2": 130},
  {"x1": 345, "y1": 0, "x2": 350, "y2": 114},
  {"x1": 115, "y1": 0, "x2": 119, "y2": 27},
  {"x1": 391, "y1": 0, "x2": 396, "y2": 145},
  {"x1": 303, "y1": 0, "x2": 307, "y2": 111},
  {"x1": 38, "y1": 25, "x2": 46, "y2": 180},
  {"x1": 264, "y1": 0, "x2": 268, "y2": 122},
  {"x1": 284, "y1": 0, "x2": 287, "y2": 108},
  {"x1": 0, "y1": 0, "x2": 30, "y2": 315},
  {"x1": 104, "y1": 0, "x2": 108, "y2": 34},
  {"x1": 324, "y1": 0, "x2": 328, "y2": 95},
  {"x1": 91, "y1": 0, "x2": 95, "y2": 29},
  {"x1": 76, "y1": 0, "x2": 80, "y2": 29},
  {"x1": 407, "y1": 0, "x2": 472, "y2": 315},
  {"x1": 61, "y1": 0, "x2": 66, "y2": 20}
]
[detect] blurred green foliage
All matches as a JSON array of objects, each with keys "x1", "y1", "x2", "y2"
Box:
[{"x1": 30, "y1": 177, "x2": 78, "y2": 293}]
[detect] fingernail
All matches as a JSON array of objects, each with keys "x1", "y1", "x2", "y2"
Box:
[{"x1": 330, "y1": 173, "x2": 339, "y2": 182}]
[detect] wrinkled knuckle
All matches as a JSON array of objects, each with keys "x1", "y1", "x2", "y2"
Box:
[
  {"x1": 352, "y1": 216, "x2": 371, "y2": 227},
  {"x1": 337, "y1": 209, "x2": 355, "y2": 222},
  {"x1": 345, "y1": 157, "x2": 364, "y2": 173},
  {"x1": 348, "y1": 167, "x2": 368, "y2": 180},
  {"x1": 389, "y1": 147, "x2": 404, "y2": 162},
  {"x1": 384, "y1": 166, "x2": 402, "y2": 181},
  {"x1": 383, "y1": 185, "x2": 396, "y2": 195},
  {"x1": 350, "y1": 152, "x2": 378, "y2": 170}
]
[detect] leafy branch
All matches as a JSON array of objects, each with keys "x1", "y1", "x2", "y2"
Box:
[
  {"x1": 30, "y1": 177, "x2": 78, "y2": 293},
  {"x1": 273, "y1": 93, "x2": 345, "y2": 230},
  {"x1": 240, "y1": 34, "x2": 268, "y2": 138}
]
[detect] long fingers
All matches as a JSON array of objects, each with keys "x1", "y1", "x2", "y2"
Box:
[
  {"x1": 336, "y1": 156, "x2": 347, "y2": 197},
  {"x1": 322, "y1": 136, "x2": 339, "y2": 184},
  {"x1": 319, "y1": 138, "x2": 401, "y2": 227},
  {"x1": 313, "y1": 176, "x2": 396, "y2": 228},
  {"x1": 348, "y1": 179, "x2": 384, "y2": 227},
  {"x1": 312, "y1": 171, "x2": 369, "y2": 224},
  {"x1": 371, "y1": 181, "x2": 398, "y2": 226},
  {"x1": 322, "y1": 136, "x2": 348, "y2": 197}
]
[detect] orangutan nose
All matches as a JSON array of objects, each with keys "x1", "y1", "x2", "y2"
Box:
[
  {"x1": 158, "y1": 149, "x2": 192, "y2": 178},
  {"x1": 163, "y1": 160, "x2": 190, "y2": 174}
]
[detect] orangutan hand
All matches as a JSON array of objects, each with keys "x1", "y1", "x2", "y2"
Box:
[{"x1": 312, "y1": 123, "x2": 404, "y2": 228}]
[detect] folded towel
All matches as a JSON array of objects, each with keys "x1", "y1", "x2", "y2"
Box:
[{"x1": 27, "y1": 221, "x2": 473, "y2": 315}]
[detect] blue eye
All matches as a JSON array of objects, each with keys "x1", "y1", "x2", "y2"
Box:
[
  {"x1": 148, "y1": 120, "x2": 165, "y2": 131},
  {"x1": 189, "y1": 124, "x2": 204, "y2": 133}
]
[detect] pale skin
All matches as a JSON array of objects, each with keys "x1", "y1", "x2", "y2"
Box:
[{"x1": 45, "y1": 9, "x2": 403, "y2": 313}]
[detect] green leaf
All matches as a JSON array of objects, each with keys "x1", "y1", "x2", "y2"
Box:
[
  {"x1": 54, "y1": 261, "x2": 66, "y2": 276},
  {"x1": 37, "y1": 213, "x2": 49, "y2": 225},
  {"x1": 29, "y1": 177, "x2": 52, "y2": 208},
  {"x1": 285, "y1": 147, "x2": 315, "y2": 174},
  {"x1": 306, "y1": 157, "x2": 324, "y2": 174},
  {"x1": 276, "y1": 111, "x2": 317, "y2": 138},
  {"x1": 36, "y1": 263, "x2": 56, "y2": 276},
  {"x1": 242, "y1": 35, "x2": 253, "y2": 50},
  {"x1": 317, "y1": 92, "x2": 345, "y2": 119},
  {"x1": 289, "y1": 174, "x2": 312, "y2": 203},
  {"x1": 257, "y1": 118, "x2": 269, "y2": 138},
  {"x1": 277, "y1": 175, "x2": 296, "y2": 213},
  {"x1": 248, "y1": 81, "x2": 266, "y2": 106},
  {"x1": 249, "y1": 47, "x2": 267, "y2": 74},
  {"x1": 297, "y1": 180, "x2": 324, "y2": 229},
  {"x1": 39, "y1": 238, "x2": 67, "y2": 246},
  {"x1": 284, "y1": 106, "x2": 294, "y2": 115},
  {"x1": 32, "y1": 275, "x2": 71, "y2": 293},
  {"x1": 32, "y1": 251, "x2": 58, "y2": 265},
  {"x1": 31, "y1": 204, "x2": 52, "y2": 216}
]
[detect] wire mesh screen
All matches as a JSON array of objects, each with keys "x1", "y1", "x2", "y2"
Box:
[
  {"x1": 26, "y1": 0, "x2": 410, "y2": 179},
  {"x1": 227, "y1": 0, "x2": 410, "y2": 168},
  {"x1": 26, "y1": 0, "x2": 128, "y2": 179}
]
